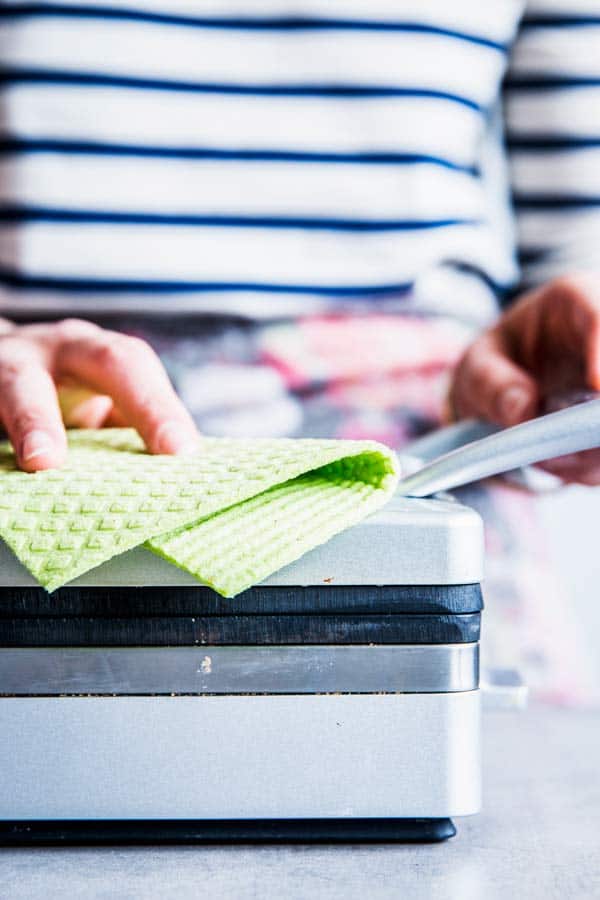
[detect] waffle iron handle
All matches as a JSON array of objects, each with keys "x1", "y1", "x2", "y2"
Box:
[{"x1": 397, "y1": 397, "x2": 600, "y2": 497}]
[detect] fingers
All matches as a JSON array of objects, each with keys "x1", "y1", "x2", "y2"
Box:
[
  {"x1": 0, "y1": 337, "x2": 67, "y2": 472},
  {"x1": 104, "y1": 406, "x2": 128, "y2": 427},
  {"x1": 451, "y1": 329, "x2": 539, "y2": 427},
  {"x1": 539, "y1": 448, "x2": 600, "y2": 486},
  {"x1": 0, "y1": 318, "x2": 198, "y2": 470},
  {"x1": 57, "y1": 327, "x2": 199, "y2": 454},
  {"x1": 513, "y1": 275, "x2": 600, "y2": 392},
  {"x1": 57, "y1": 385, "x2": 114, "y2": 429},
  {"x1": 532, "y1": 275, "x2": 600, "y2": 392},
  {"x1": 584, "y1": 308, "x2": 600, "y2": 392}
]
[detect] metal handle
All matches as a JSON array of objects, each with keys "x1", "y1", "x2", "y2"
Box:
[
  {"x1": 399, "y1": 419, "x2": 498, "y2": 465},
  {"x1": 397, "y1": 397, "x2": 600, "y2": 497}
]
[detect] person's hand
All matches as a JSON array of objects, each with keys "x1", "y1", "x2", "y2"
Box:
[
  {"x1": 450, "y1": 274, "x2": 600, "y2": 484},
  {"x1": 0, "y1": 318, "x2": 199, "y2": 472}
]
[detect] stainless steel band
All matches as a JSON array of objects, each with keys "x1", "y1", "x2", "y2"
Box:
[
  {"x1": 0, "y1": 693, "x2": 482, "y2": 819},
  {"x1": 0, "y1": 643, "x2": 479, "y2": 696}
]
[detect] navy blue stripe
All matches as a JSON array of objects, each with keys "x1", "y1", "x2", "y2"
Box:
[
  {"x1": 518, "y1": 248, "x2": 548, "y2": 265},
  {"x1": 506, "y1": 135, "x2": 600, "y2": 151},
  {"x1": 0, "y1": 138, "x2": 479, "y2": 174},
  {"x1": 0, "y1": 269, "x2": 414, "y2": 298},
  {"x1": 0, "y1": 206, "x2": 479, "y2": 231},
  {"x1": 0, "y1": 68, "x2": 483, "y2": 111},
  {"x1": 438, "y1": 260, "x2": 513, "y2": 297},
  {"x1": 0, "y1": 4, "x2": 507, "y2": 51},
  {"x1": 522, "y1": 15, "x2": 600, "y2": 28},
  {"x1": 0, "y1": 267, "x2": 509, "y2": 298},
  {"x1": 513, "y1": 194, "x2": 600, "y2": 209},
  {"x1": 504, "y1": 75, "x2": 600, "y2": 91}
]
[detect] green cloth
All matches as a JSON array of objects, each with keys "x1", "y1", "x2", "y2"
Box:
[{"x1": 0, "y1": 429, "x2": 399, "y2": 595}]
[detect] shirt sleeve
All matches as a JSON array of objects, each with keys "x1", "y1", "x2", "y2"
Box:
[{"x1": 504, "y1": 1, "x2": 600, "y2": 290}]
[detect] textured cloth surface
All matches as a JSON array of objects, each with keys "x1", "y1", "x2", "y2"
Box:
[{"x1": 0, "y1": 428, "x2": 398, "y2": 595}]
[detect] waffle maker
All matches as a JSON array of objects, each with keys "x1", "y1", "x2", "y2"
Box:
[
  {"x1": 2, "y1": 392, "x2": 596, "y2": 844},
  {"x1": 0, "y1": 486, "x2": 483, "y2": 844}
]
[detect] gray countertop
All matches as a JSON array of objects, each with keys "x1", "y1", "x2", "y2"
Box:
[{"x1": 1, "y1": 705, "x2": 599, "y2": 900}]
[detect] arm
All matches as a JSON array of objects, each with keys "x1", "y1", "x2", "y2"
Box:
[{"x1": 451, "y1": 4, "x2": 600, "y2": 483}]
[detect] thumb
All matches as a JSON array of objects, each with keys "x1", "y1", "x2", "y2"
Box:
[{"x1": 452, "y1": 329, "x2": 539, "y2": 426}]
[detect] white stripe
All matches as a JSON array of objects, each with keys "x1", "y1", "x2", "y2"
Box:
[
  {"x1": 0, "y1": 222, "x2": 512, "y2": 284},
  {"x1": 4, "y1": 86, "x2": 482, "y2": 165},
  {"x1": 520, "y1": 254, "x2": 600, "y2": 287},
  {"x1": 518, "y1": 226, "x2": 600, "y2": 287},
  {"x1": 505, "y1": 87, "x2": 600, "y2": 137},
  {"x1": 0, "y1": 20, "x2": 504, "y2": 104},
  {"x1": 0, "y1": 155, "x2": 483, "y2": 218},
  {"x1": 517, "y1": 208, "x2": 600, "y2": 251},
  {"x1": 510, "y1": 22, "x2": 600, "y2": 78},
  {"x1": 511, "y1": 148, "x2": 600, "y2": 194},
  {"x1": 411, "y1": 265, "x2": 500, "y2": 324}
]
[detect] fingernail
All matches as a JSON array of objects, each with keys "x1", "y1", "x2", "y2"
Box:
[
  {"x1": 499, "y1": 386, "x2": 531, "y2": 424},
  {"x1": 155, "y1": 421, "x2": 198, "y2": 455},
  {"x1": 21, "y1": 430, "x2": 55, "y2": 461}
]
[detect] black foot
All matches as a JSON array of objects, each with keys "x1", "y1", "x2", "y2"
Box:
[{"x1": 0, "y1": 818, "x2": 456, "y2": 845}]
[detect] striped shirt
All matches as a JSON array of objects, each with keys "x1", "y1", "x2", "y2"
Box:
[{"x1": 0, "y1": 0, "x2": 598, "y2": 322}]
